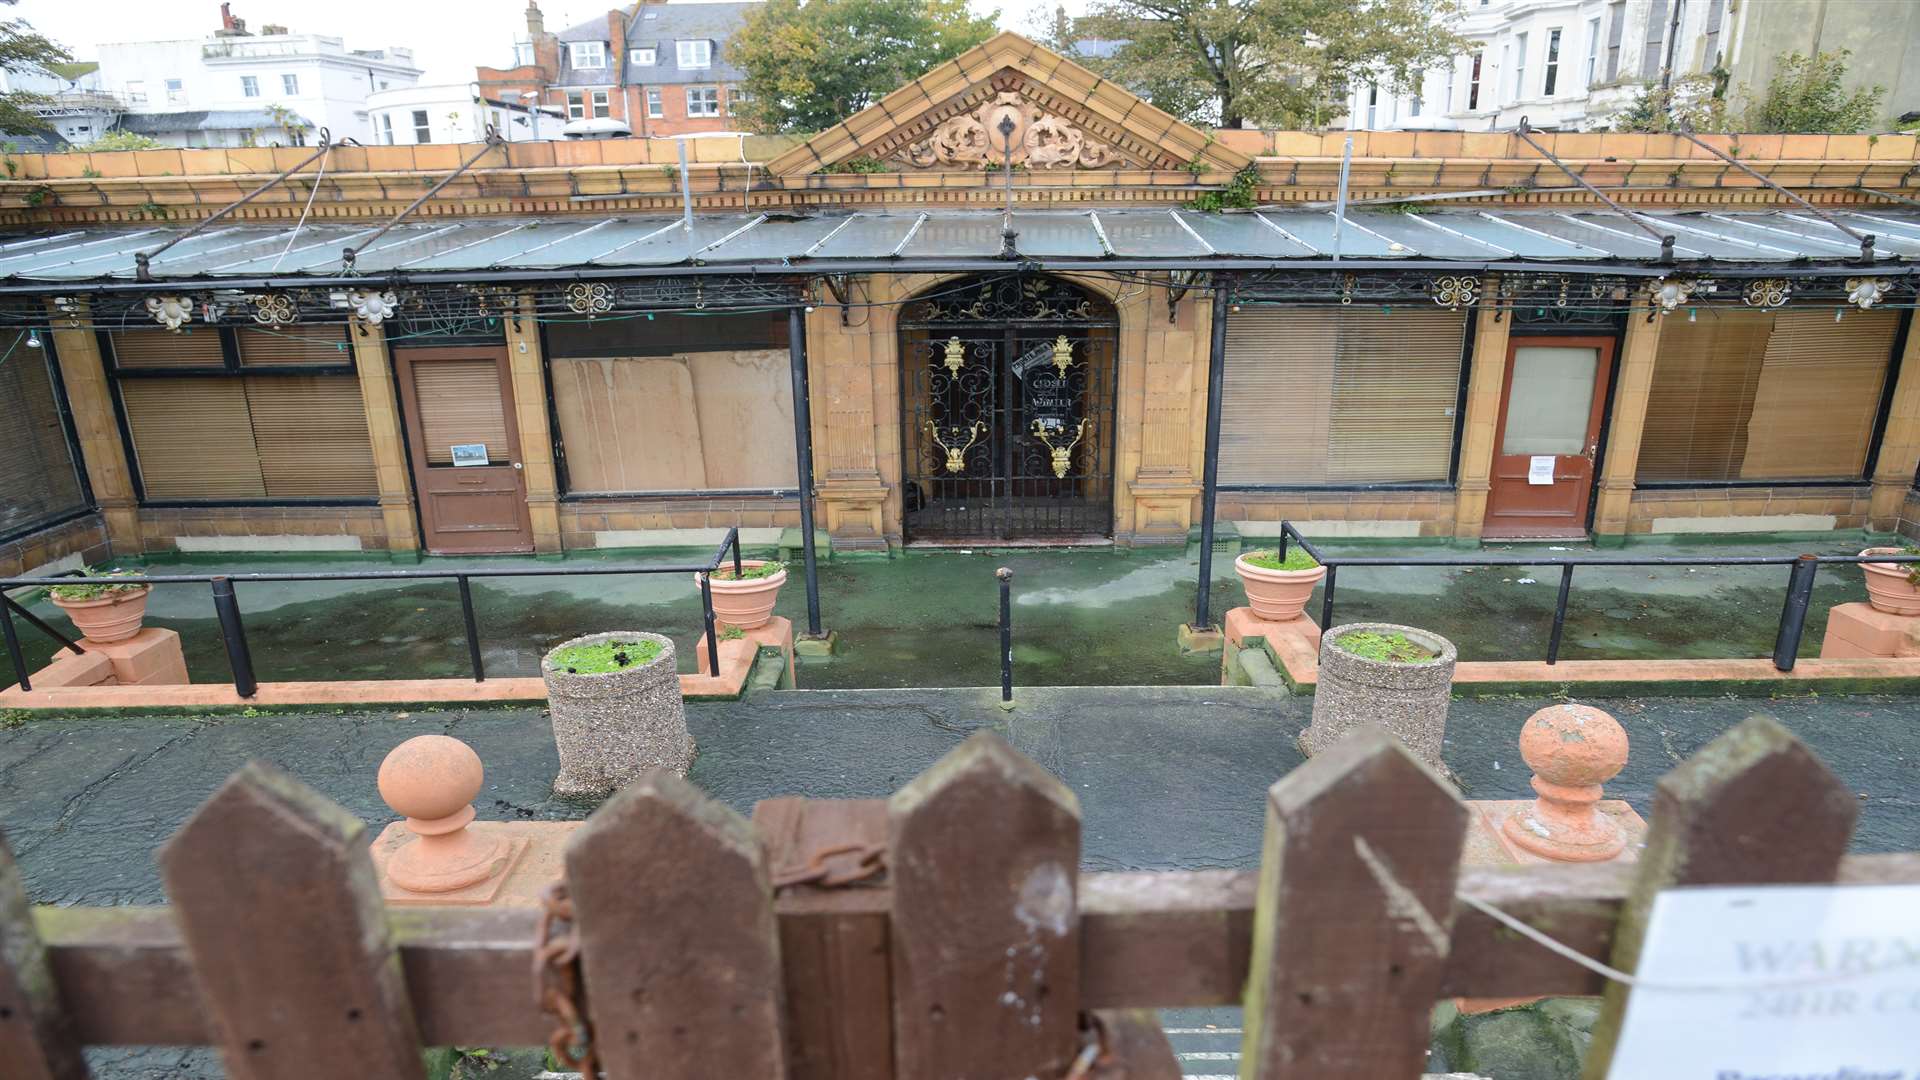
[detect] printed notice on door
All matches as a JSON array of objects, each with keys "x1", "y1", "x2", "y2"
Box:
[
  {"x1": 1607, "y1": 884, "x2": 1920, "y2": 1080},
  {"x1": 1528, "y1": 456, "x2": 1555, "y2": 485}
]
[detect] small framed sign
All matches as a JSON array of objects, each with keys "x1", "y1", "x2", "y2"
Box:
[
  {"x1": 1607, "y1": 884, "x2": 1920, "y2": 1078},
  {"x1": 450, "y1": 443, "x2": 490, "y2": 467}
]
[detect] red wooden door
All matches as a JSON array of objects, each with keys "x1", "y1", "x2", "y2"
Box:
[
  {"x1": 1483, "y1": 335, "x2": 1616, "y2": 540},
  {"x1": 394, "y1": 347, "x2": 535, "y2": 554}
]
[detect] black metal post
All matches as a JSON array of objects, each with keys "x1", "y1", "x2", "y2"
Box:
[
  {"x1": 1, "y1": 598, "x2": 28, "y2": 693},
  {"x1": 1773, "y1": 554, "x2": 1819, "y2": 672},
  {"x1": 787, "y1": 305, "x2": 824, "y2": 637},
  {"x1": 997, "y1": 567, "x2": 1013, "y2": 703},
  {"x1": 731, "y1": 531, "x2": 743, "y2": 581},
  {"x1": 456, "y1": 576, "x2": 485, "y2": 682},
  {"x1": 209, "y1": 577, "x2": 257, "y2": 698},
  {"x1": 701, "y1": 572, "x2": 721, "y2": 677},
  {"x1": 1319, "y1": 565, "x2": 1337, "y2": 631},
  {"x1": 1546, "y1": 564, "x2": 1575, "y2": 665},
  {"x1": 1277, "y1": 522, "x2": 1290, "y2": 563},
  {"x1": 1193, "y1": 280, "x2": 1231, "y2": 631}
]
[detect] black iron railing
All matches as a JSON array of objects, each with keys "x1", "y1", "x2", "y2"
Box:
[
  {"x1": 1274, "y1": 520, "x2": 1920, "y2": 672},
  {"x1": 1, "y1": 530, "x2": 745, "y2": 696}
]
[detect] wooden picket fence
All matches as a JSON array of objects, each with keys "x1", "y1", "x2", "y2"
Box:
[{"x1": 3, "y1": 716, "x2": 1915, "y2": 1080}]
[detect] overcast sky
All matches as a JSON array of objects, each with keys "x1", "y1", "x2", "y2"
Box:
[{"x1": 13, "y1": 0, "x2": 1074, "y2": 86}]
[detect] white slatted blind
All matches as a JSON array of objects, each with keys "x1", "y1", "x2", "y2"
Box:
[
  {"x1": 412, "y1": 358, "x2": 509, "y2": 466},
  {"x1": 1220, "y1": 308, "x2": 1466, "y2": 485}
]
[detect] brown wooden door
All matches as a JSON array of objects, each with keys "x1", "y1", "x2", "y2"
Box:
[
  {"x1": 1483, "y1": 335, "x2": 1616, "y2": 539},
  {"x1": 393, "y1": 346, "x2": 535, "y2": 554}
]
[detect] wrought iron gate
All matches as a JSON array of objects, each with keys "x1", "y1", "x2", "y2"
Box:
[{"x1": 900, "y1": 276, "x2": 1117, "y2": 542}]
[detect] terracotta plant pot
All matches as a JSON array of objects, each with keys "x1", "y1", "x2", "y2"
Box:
[
  {"x1": 694, "y1": 560, "x2": 787, "y2": 630},
  {"x1": 49, "y1": 586, "x2": 151, "y2": 644},
  {"x1": 1233, "y1": 552, "x2": 1327, "y2": 623},
  {"x1": 1859, "y1": 547, "x2": 1920, "y2": 616}
]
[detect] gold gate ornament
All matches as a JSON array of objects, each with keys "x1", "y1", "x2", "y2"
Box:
[
  {"x1": 926, "y1": 420, "x2": 986, "y2": 474},
  {"x1": 942, "y1": 337, "x2": 966, "y2": 376},
  {"x1": 1031, "y1": 418, "x2": 1089, "y2": 479},
  {"x1": 1050, "y1": 335, "x2": 1073, "y2": 377}
]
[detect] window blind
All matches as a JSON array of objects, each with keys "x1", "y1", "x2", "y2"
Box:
[
  {"x1": 1219, "y1": 308, "x2": 1466, "y2": 485},
  {"x1": 411, "y1": 358, "x2": 510, "y2": 466},
  {"x1": 112, "y1": 329, "x2": 224, "y2": 368},
  {"x1": 122, "y1": 379, "x2": 267, "y2": 498},
  {"x1": 244, "y1": 376, "x2": 378, "y2": 497},
  {"x1": 237, "y1": 328, "x2": 351, "y2": 367},
  {"x1": 1637, "y1": 308, "x2": 1896, "y2": 483},
  {"x1": 0, "y1": 349, "x2": 87, "y2": 533}
]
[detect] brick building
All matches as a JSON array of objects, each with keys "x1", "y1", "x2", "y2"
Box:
[{"x1": 476, "y1": 0, "x2": 756, "y2": 139}]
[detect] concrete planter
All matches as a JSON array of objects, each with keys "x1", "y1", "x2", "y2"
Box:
[
  {"x1": 1301, "y1": 622, "x2": 1457, "y2": 771},
  {"x1": 695, "y1": 561, "x2": 787, "y2": 629},
  {"x1": 542, "y1": 631, "x2": 693, "y2": 796},
  {"x1": 1233, "y1": 553, "x2": 1326, "y2": 622},
  {"x1": 1859, "y1": 548, "x2": 1920, "y2": 616},
  {"x1": 49, "y1": 586, "x2": 151, "y2": 644}
]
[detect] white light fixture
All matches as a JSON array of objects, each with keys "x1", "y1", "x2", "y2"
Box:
[
  {"x1": 1652, "y1": 277, "x2": 1693, "y2": 314},
  {"x1": 1845, "y1": 277, "x2": 1890, "y2": 311},
  {"x1": 145, "y1": 295, "x2": 194, "y2": 331},
  {"x1": 25, "y1": 332, "x2": 40, "y2": 348},
  {"x1": 348, "y1": 290, "x2": 398, "y2": 326}
]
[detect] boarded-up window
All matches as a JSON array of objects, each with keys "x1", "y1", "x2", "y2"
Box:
[
  {"x1": 1637, "y1": 308, "x2": 1896, "y2": 483},
  {"x1": 1219, "y1": 308, "x2": 1467, "y2": 485},
  {"x1": 552, "y1": 349, "x2": 797, "y2": 492},
  {"x1": 0, "y1": 344, "x2": 88, "y2": 535},
  {"x1": 121, "y1": 376, "x2": 376, "y2": 499}
]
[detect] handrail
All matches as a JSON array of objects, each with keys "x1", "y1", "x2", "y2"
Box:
[
  {"x1": 1276, "y1": 520, "x2": 1920, "y2": 672},
  {"x1": 1, "y1": 529, "x2": 745, "y2": 696}
]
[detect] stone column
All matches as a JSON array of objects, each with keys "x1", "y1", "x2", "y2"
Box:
[
  {"x1": 1592, "y1": 307, "x2": 1664, "y2": 539},
  {"x1": 46, "y1": 299, "x2": 140, "y2": 553},
  {"x1": 1124, "y1": 282, "x2": 1203, "y2": 544},
  {"x1": 1450, "y1": 282, "x2": 1511, "y2": 541},
  {"x1": 348, "y1": 319, "x2": 420, "y2": 553},
  {"x1": 504, "y1": 292, "x2": 562, "y2": 554},
  {"x1": 1868, "y1": 312, "x2": 1920, "y2": 532},
  {"x1": 809, "y1": 283, "x2": 892, "y2": 549}
]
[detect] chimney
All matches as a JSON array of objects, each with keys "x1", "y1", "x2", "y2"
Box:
[
  {"x1": 526, "y1": 0, "x2": 544, "y2": 37},
  {"x1": 220, "y1": 2, "x2": 236, "y2": 30}
]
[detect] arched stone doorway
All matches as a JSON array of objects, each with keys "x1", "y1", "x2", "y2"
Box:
[{"x1": 898, "y1": 274, "x2": 1119, "y2": 543}]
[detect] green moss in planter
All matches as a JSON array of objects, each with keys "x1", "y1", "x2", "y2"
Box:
[
  {"x1": 1335, "y1": 630, "x2": 1438, "y2": 663},
  {"x1": 549, "y1": 639, "x2": 664, "y2": 675},
  {"x1": 47, "y1": 567, "x2": 146, "y2": 601},
  {"x1": 1242, "y1": 548, "x2": 1319, "y2": 572},
  {"x1": 711, "y1": 561, "x2": 786, "y2": 581}
]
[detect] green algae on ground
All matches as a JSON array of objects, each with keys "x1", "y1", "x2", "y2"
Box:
[
  {"x1": 1335, "y1": 629, "x2": 1438, "y2": 663},
  {"x1": 1242, "y1": 548, "x2": 1319, "y2": 572},
  {"x1": 548, "y1": 639, "x2": 663, "y2": 674}
]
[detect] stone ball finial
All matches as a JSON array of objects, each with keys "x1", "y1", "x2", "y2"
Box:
[
  {"x1": 377, "y1": 735, "x2": 507, "y2": 892},
  {"x1": 1515, "y1": 703, "x2": 1629, "y2": 791},
  {"x1": 379, "y1": 735, "x2": 484, "y2": 832},
  {"x1": 1502, "y1": 703, "x2": 1630, "y2": 863}
]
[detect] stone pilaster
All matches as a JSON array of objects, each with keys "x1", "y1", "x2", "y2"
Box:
[
  {"x1": 1123, "y1": 282, "x2": 1203, "y2": 544},
  {"x1": 504, "y1": 293, "x2": 562, "y2": 553},
  {"x1": 804, "y1": 299, "x2": 891, "y2": 548},
  {"x1": 1592, "y1": 307, "x2": 1665, "y2": 538},
  {"x1": 1451, "y1": 283, "x2": 1511, "y2": 541},
  {"x1": 1868, "y1": 311, "x2": 1920, "y2": 532},
  {"x1": 348, "y1": 319, "x2": 420, "y2": 552},
  {"x1": 46, "y1": 300, "x2": 139, "y2": 553}
]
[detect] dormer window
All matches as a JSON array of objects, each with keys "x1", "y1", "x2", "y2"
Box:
[
  {"x1": 633, "y1": 47, "x2": 656, "y2": 65},
  {"x1": 677, "y1": 39, "x2": 712, "y2": 68},
  {"x1": 571, "y1": 41, "x2": 607, "y2": 68}
]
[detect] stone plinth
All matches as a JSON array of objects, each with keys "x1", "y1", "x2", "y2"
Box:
[
  {"x1": 544, "y1": 631, "x2": 693, "y2": 796},
  {"x1": 694, "y1": 615, "x2": 796, "y2": 689},
  {"x1": 25, "y1": 648, "x2": 117, "y2": 689},
  {"x1": 63, "y1": 627, "x2": 188, "y2": 686},
  {"x1": 1301, "y1": 622, "x2": 1456, "y2": 770},
  {"x1": 1820, "y1": 601, "x2": 1920, "y2": 659}
]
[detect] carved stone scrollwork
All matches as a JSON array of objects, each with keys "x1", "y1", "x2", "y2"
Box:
[{"x1": 899, "y1": 91, "x2": 1118, "y2": 171}]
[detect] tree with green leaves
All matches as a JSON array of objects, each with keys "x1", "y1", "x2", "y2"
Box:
[
  {"x1": 0, "y1": 0, "x2": 70, "y2": 134},
  {"x1": 1052, "y1": 0, "x2": 1466, "y2": 129},
  {"x1": 727, "y1": 0, "x2": 998, "y2": 134}
]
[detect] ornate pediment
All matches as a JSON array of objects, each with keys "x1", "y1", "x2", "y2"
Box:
[{"x1": 767, "y1": 32, "x2": 1251, "y2": 178}]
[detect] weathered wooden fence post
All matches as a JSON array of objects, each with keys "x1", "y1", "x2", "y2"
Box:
[
  {"x1": 889, "y1": 730, "x2": 1083, "y2": 1079},
  {"x1": 157, "y1": 761, "x2": 425, "y2": 1080},
  {"x1": 1580, "y1": 715, "x2": 1858, "y2": 1079},
  {"x1": 1240, "y1": 726, "x2": 1468, "y2": 1080},
  {"x1": 0, "y1": 832, "x2": 86, "y2": 1080},
  {"x1": 565, "y1": 769, "x2": 788, "y2": 1080}
]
